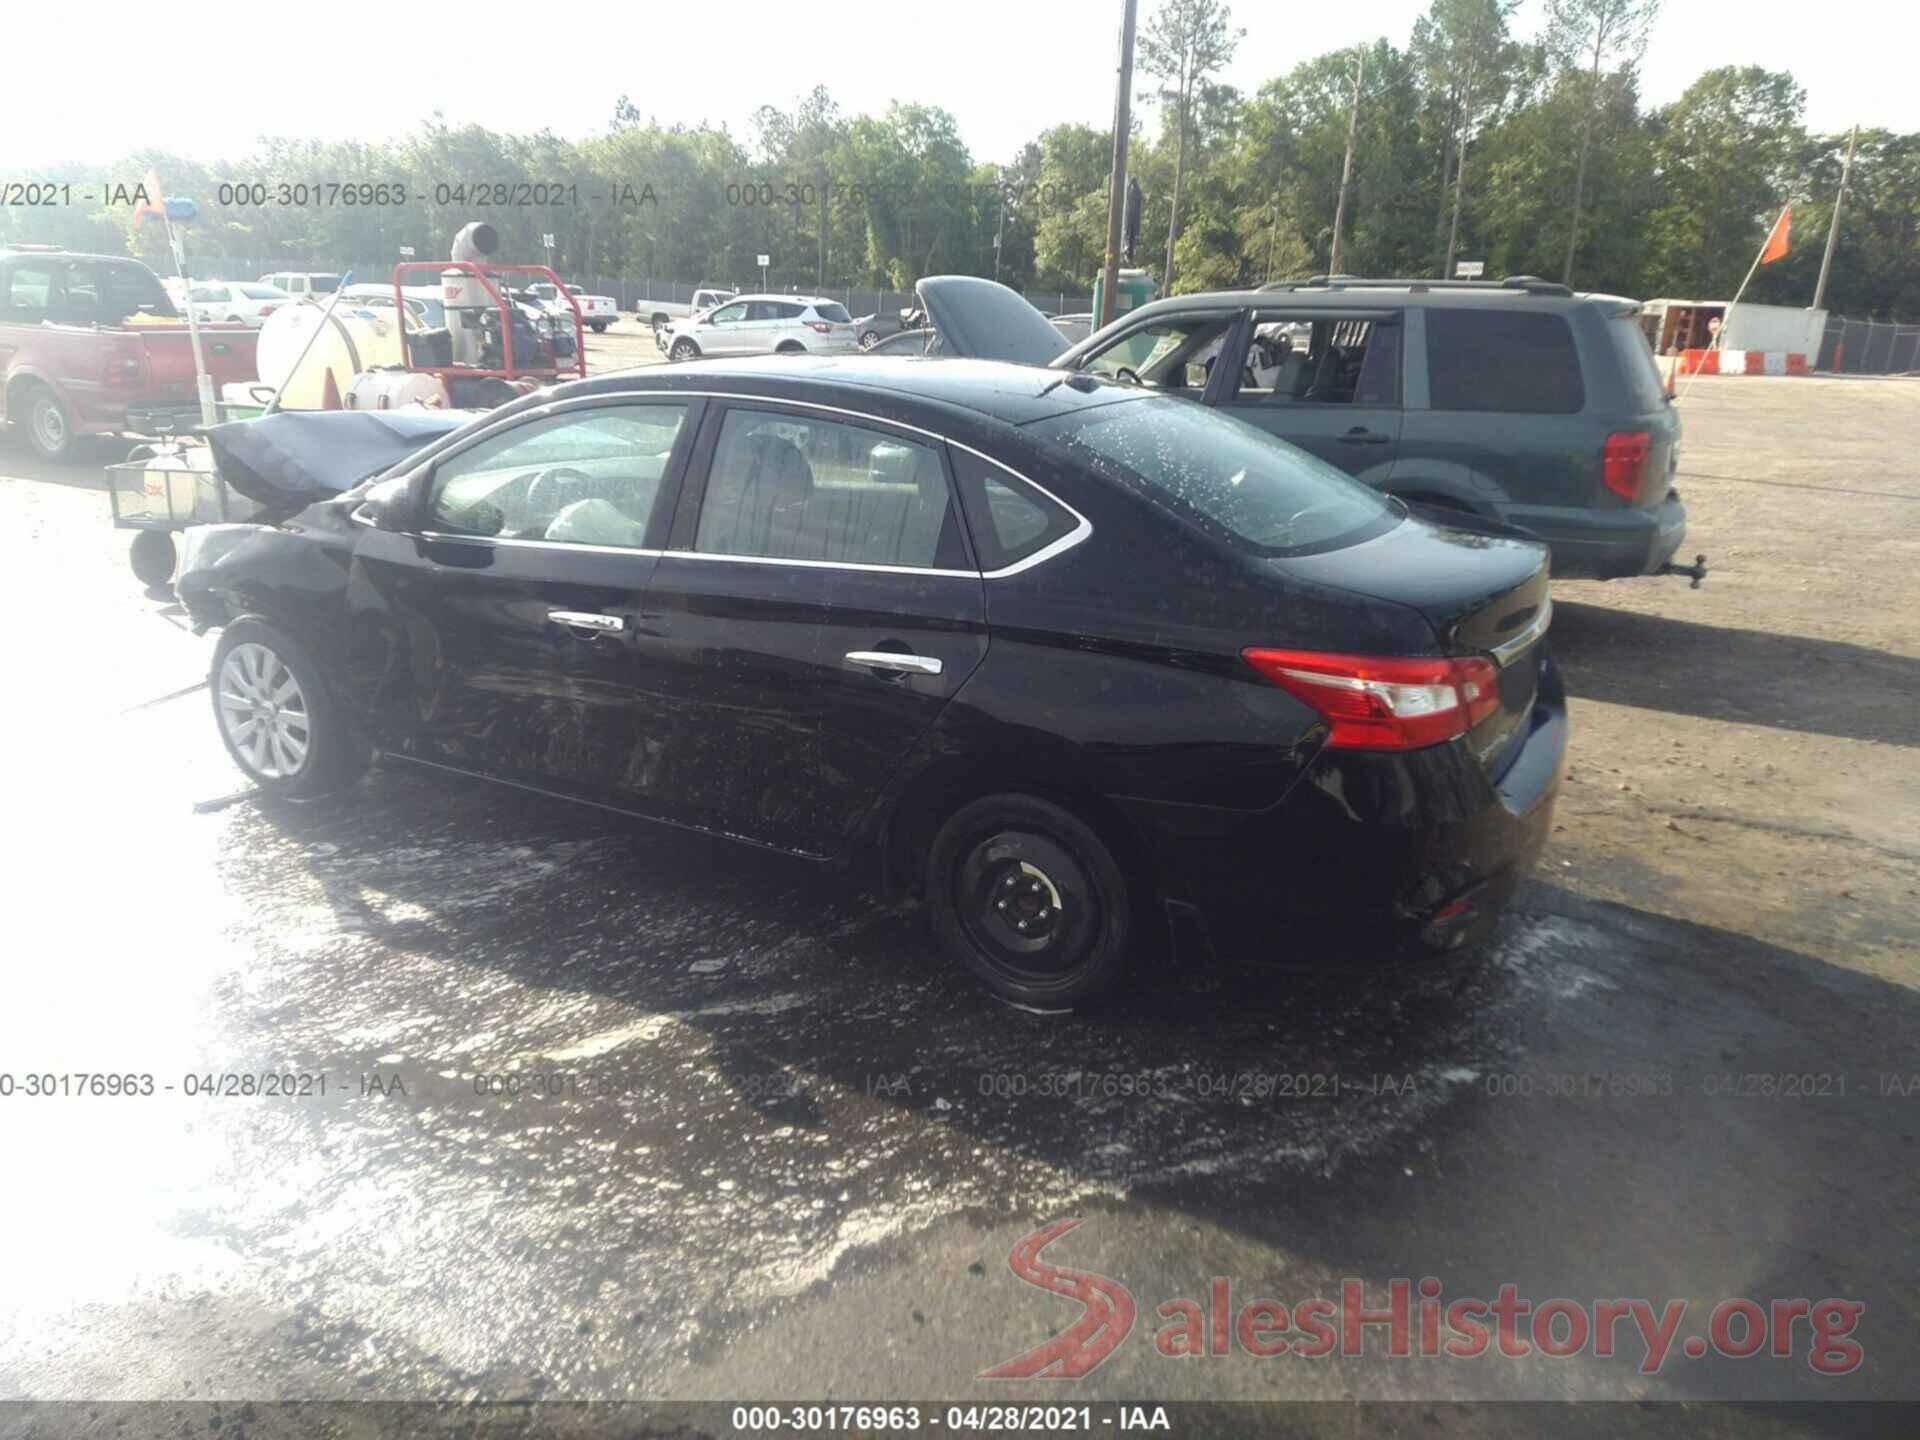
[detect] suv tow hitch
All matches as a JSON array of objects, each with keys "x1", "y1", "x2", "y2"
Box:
[{"x1": 1660, "y1": 553, "x2": 1709, "y2": 588}]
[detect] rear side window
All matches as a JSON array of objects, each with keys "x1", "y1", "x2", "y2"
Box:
[
  {"x1": 949, "y1": 449, "x2": 1078, "y2": 572},
  {"x1": 1427, "y1": 308, "x2": 1585, "y2": 414},
  {"x1": 1032, "y1": 396, "x2": 1395, "y2": 556},
  {"x1": 812, "y1": 302, "x2": 852, "y2": 323},
  {"x1": 1605, "y1": 314, "x2": 1669, "y2": 412},
  {"x1": 695, "y1": 407, "x2": 964, "y2": 570}
]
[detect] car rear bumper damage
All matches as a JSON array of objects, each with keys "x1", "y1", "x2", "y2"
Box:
[
  {"x1": 1117, "y1": 656, "x2": 1568, "y2": 964},
  {"x1": 1498, "y1": 492, "x2": 1701, "y2": 582}
]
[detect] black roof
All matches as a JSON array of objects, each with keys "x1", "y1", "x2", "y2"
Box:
[{"x1": 549, "y1": 354, "x2": 1144, "y2": 428}]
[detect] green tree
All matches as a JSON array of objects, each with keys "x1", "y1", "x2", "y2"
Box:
[
  {"x1": 1139, "y1": 0, "x2": 1243, "y2": 292},
  {"x1": 1546, "y1": 0, "x2": 1662, "y2": 283}
]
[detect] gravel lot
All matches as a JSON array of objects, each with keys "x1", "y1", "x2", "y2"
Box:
[{"x1": 0, "y1": 373, "x2": 1914, "y2": 1433}]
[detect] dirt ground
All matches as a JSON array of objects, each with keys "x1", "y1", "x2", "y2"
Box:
[{"x1": 1545, "y1": 375, "x2": 1919, "y2": 983}]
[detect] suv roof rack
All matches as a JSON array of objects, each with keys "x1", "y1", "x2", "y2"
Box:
[{"x1": 1257, "y1": 274, "x2": 1574, "y2": 298}]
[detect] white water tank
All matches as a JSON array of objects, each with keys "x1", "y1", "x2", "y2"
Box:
[
  {"x1": 347, "y1": 369, "x2": 450, "y2": 411},
  {"x1": 255, "y1": 300, "x2": 404, "y2": 409}
]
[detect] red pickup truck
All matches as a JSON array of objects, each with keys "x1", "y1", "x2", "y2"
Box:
[{"x1": 0, "y1": 249, "x2": 259, "y2": 462}]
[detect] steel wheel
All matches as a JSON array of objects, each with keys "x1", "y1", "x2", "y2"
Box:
[
  {"x1": 956, "y1": 838, "x2": 1087, "y2": 980},
  {"x1": 28, "y1": 389, "x2": 71, "y2": 460},
  {"x1": 217, "y1": 642, "x2": 311, "y2": 780},
  {"x1": 927, "y1": 794, "x2": 1133, "y2": 1007}
]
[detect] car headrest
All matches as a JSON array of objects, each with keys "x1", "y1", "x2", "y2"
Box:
[{"x1": 742, "y1": 432, "x2": 814, "y2": 506}]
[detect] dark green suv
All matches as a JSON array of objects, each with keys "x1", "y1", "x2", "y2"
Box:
[{"x1": 917, "y1": 274, "x2": 1701, "y2": 584}]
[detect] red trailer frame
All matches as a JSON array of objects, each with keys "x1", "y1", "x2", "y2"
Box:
[{"x1": 391, "y1": 260, "x2": 586, "y2": 382}]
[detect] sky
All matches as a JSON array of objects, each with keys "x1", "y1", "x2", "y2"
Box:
[{"x1": 7, "y1": 0, "x2": 1907, "y2": 173}]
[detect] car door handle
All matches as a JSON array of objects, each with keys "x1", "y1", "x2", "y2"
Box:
[
  {"x1": 845, "y1": 650, "x2": 942, "y2": 676},
  {"x1": 1339, "y1": 428, "x2": 1391, "y2": 445},
  {"x1": 548, "y1": 610, "x2": 625, "y2": 634}
]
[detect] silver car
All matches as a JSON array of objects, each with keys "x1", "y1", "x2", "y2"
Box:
[{"x1": 662, "y1": 294, "x2": 859, "y2": 361}]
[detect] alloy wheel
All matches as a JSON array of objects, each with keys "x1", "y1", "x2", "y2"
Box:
[{"x1": 217, "y1": 642, "x2": 311, "y2": 779}]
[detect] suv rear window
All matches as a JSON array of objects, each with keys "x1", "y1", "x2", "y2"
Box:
[
  {"x1": 812, "y1": 302, "x2": 852, "y2": 323},
  {"x1": 1032, "y1": 395, "x2": 1397, "y2": 556},
  {"x1": 1605, "y1": 313, "x2": 1669, "y2": 412},
  {"x1": 1427, "y1": 308, "x2": 1584, "y2": 414}
]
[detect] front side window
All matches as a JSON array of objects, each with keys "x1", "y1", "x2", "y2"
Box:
[
  {"x1": 1081, "y1": 313, "x2": 1238, "y2": 395},
  {"x1": 1032, "y1": 395, "x2": 1396, "y2": 556},
  {"x1": 694, "y1": 407, "x2": 962, "y2": 569},
  {"x1": 708, "y1": 301, "x2": 747, "y2": 324},
  {"x1": 1427, "y1": 308, "x2": 1585, "y2": 414},
  {"x1": 428, "y1": 404, "x2": 687, "y2": 547},
  {"x1": 2, "y1": 265, "x2": 57, "y2": 317}
]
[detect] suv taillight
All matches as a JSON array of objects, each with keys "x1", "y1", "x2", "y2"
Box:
[
  {"x1": 1603, "y1": 429, "x2": 1651, "y2": 501},
  {"x1": 804, "y1": 320, "x2": 831, "y2": 334},
  {"x1": 1242, "y1": 648, "x2": 1499, "y2": 751}
]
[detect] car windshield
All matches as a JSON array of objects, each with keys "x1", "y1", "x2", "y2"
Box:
[{"x1": 1030, "y1": 395, "x2": 1398, "y2": 555}]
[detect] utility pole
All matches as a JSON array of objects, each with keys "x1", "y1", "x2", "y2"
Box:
[
  {"x1": 1099, "y1": 0, "x2": 1139, "y2": 328},
  {"x1": 994, "y1": 181, "x2": 1008, "y2": 283},
  {"x1": 1328, "y1": 46, "x2": 1364, "y2": 278},
  {"x1": 1811, "y1": 124, "x2": 1858, "y2": 314}
]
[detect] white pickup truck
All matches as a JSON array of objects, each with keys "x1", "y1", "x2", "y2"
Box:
[{"x1": 528, "y1": 282, "x2": 618, "y2": 332}]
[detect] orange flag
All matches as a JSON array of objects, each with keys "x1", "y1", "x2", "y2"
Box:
[
  {"x1": 1759, "y1": 205, "x2": 1791, "y2": 264},
  {"x1": 132, "y1": 168, "x2": 168, "y2": 226}
]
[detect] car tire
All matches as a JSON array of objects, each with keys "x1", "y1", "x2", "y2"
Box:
[
  {"x1": 18, "y1": 382, "x2": 75, "y2": 462},
  {"x1": 129, "y1": 529, "x2": 177, "y2": 587},
  {"x1": 775, "y1": 342, "x2": 805, "y2": 355},
  {"x1": 927, "y1": 793, "x2": 1133, "y2": 1009},
  {"x1": 859, "y1": 331, "x2": 879, "y2": 351},
  {"x1": 590, "y1": 321, "x2": 609, "y2": 333},
  {"x1": 210, "y1": 618, "x2": 368, "y2": 800},
  {"x1": 670, "y1": 338, "x2": 699, "y2": 362}
]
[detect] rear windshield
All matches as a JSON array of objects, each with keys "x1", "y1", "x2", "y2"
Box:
[
  {"x1": 1030, "y1": 396, "x2": 1398, "y2": 555},
  {"x1": 1606, "y1": 313, "x2": 1669, "y2": 412},
  {"x1": 309, "y1": 275, "x2": 340, "y2": 294},
  {"x1": 812, "y1": 301, "x2": 852, "y2": 323}
]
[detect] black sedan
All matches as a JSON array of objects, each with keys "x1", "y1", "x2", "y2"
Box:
[{"x1": 177, "y1": 355, "x2": 1566, "y2": 1008}]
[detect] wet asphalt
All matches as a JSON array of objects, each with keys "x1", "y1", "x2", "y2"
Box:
[{"x1": 0, "y1": 465, "x2": 1916, "y2": 1433}]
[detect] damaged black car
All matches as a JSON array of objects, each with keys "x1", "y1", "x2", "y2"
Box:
[{"x1": 178, "y1": 355, "x2": 1564, "y2": 1007}]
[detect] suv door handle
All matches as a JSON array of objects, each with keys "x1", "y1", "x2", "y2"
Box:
[
  {"x1": 845, "y1": 650, "x2": 942, "y2": 676},
  {"x1": 548, "y1": 610, "x2": 625, "y2": 634},
  {"x1": 1339, "y1": 428, "x2": 1390, "y2": 445}
]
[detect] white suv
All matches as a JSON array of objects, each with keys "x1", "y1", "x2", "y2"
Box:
[{"x1": 662, "y1": 295, "x2": 859, "y2": 361}]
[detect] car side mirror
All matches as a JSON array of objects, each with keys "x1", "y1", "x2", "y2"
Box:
[{"x1": 357, "y1": 471, "x2": 426, "y2": 532}]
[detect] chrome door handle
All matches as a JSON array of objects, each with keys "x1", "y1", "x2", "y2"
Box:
[
  {"x1": 845, "y1": 650, "x2": 942, "y2": 676},
  {"x1": 549, "y1": 610, "x2": 625, "y2": 634}
]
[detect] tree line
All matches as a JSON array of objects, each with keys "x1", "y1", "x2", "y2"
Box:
[{"x1": 5, "y1": 0, "x2": 1916, "y2": 320}]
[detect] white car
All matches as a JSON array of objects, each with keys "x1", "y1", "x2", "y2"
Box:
[
  {"x1": 165, "y1": 279, "x2": 292, "y2": 326},
  {"x1": 529, "y1": 282, "x2": 618, "y2": 332},
  {"x1": 338, "y1": 283, "x2": 448, "y2": 329},
  {"x1": 661, "y1": 295, "x2": 859, "y2": 361},
  {"x1": 258, "y1": 271, "x2": 342, "y2": 298}
]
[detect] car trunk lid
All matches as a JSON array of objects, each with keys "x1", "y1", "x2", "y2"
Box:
[
  {"x1": 1274, "y1": 513, "x2": 1552, "y2": 772},
  {"x1": 915, "y1": 275, "x2": 1070, "y2": 367}
]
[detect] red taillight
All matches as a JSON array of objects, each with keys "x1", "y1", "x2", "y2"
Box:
[
  {"x1": 1603, "y1": 429, "x2": 1651, "y2": 501},
  {"x1": 804, "y1": 320, "x2": 831, "y2": 334},
  {"x1": 1242, "y1": 648, "x2": 1500, "y2": 751}
]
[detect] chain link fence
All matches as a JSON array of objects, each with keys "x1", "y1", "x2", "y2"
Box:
[
  {"x1": 1816, "y1": 315, "x2": 1920, "y2": 375},
  {"x1": 149, "y1": 255, "x2": 1092, "y2": 321}
]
